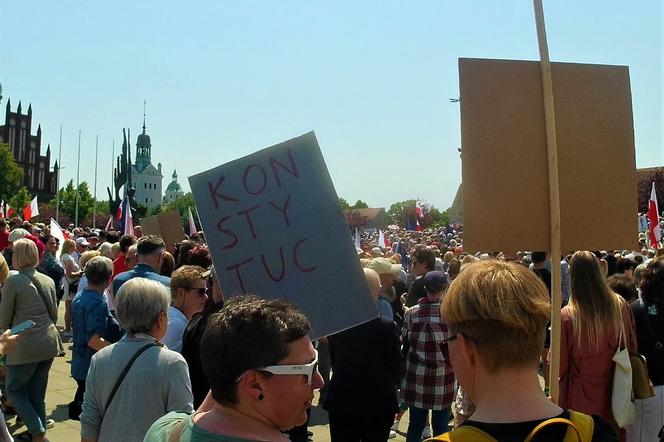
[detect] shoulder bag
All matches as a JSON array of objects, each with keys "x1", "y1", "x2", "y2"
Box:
[{"x1": 611, "y1": 315, "x2": 635, "y2": 428}]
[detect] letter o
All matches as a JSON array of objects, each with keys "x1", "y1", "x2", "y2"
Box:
[{"x1": 242, "y1": 164, "x2": 268, "y2": 195}]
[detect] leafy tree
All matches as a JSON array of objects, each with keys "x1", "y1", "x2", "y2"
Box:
[
  {"x1": 161, "y1": 192, "x2": 199, "y2": 229},
  {"x1": 638, "y1": 169, "x2": 664, "y2": 213},
  {"x1": 426, "y1": 207, "x2": 449, "y2": 228},
  {"x1": 48, "y1": 180, "x2": 96, "y2": 225},
  {"x1": 0, "y1": 143, "x2": 24, "y2": 204},
  {"x1": 338, "y1": 197, "x2": 350, "y2": 210},
  {"x1": 388, "y1": 199, "x2": 417, "y2": 226},
  {"x1": 9, "y1": 187, "x2": 32, "y2": 217},
  {"x1": 351, "y1": 200, "x2": 369, "y2": 209}
]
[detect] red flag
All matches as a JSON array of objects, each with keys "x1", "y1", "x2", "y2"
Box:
[
  {"x1": 415, "y1": 219, "x2": 423, "y2": 232},
  {"x1": 648, "y1": 182, "x2": 661, "y2": 245},
  {"x1": 6, "y1": 202, "x2": 14, "y2": 218}
]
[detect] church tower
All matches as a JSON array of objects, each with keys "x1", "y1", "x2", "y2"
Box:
[{"x1": 131, "y1": 103, "x2": 163, "y2": 209}]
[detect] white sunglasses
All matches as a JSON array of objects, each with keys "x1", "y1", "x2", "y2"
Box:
[{"x1": 237, "y1": 349, "x2": 319, "y2": 385}]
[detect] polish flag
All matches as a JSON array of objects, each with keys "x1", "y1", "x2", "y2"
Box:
[
  {"x1": 187, "y1": 207, "x2": 197, "y2": 236},
  {"x1": 354, "y1": 228, "x2": 361, "y2": 250},
  {"x1": 23, "y1": 196, "x2": 39, "y2": 220},
  {"x1": 123, "y1": 198, "x2": 134, "y2": 236},
  {"x1": 50, "y1": 218, "x2": 66, "y2": 259},
  {"x1": 0, "y1": 200, "x2": 4, "y2": 218},
  {"x1": 415, "y1": 200, "x2": 424, "y2": 219},
  {"x1": 648, "y1": 182, "x2": 661, "y2": 246},
  {"x1": 415, "y1": 219, "x2": 423, "y2": 232},
  {"x1": 378, "y1": 230, "x2": 386, "y2": 248},
  {"x1": 105, "y1": 215, "x2": 114, "y2": 231}
]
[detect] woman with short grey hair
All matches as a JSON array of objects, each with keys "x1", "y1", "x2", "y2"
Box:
[{"x1": 80, "y1": 277, "x2": 193, "y2": 442}]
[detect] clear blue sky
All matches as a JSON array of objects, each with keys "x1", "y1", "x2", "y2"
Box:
[{"x1": 1, "y1": 1, "x2": 662, "y2": 211}]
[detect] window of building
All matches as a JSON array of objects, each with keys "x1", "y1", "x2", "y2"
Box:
[
  {"x1": 145, "y1": 198, "x2": 148, "y2": 203},
  {"x1": 144, "y1": 183, "x2": 147, "y2": 189}
]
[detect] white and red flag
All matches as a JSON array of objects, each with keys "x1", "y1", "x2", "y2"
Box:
[
  {"x1": 648, "y1": 182, "x2": 661, "y2": 246},
  {"x1": 122, "y1": 197, "x2": 134, "y2": 236},
  {"x1": 6, "y1": 202, "x2": 14, "y2": 218},
  {"x1": 0, "y1": 200, "x2": 4, "y2": 218},
  {"x1": 187, "y1": 207, "x2": 197, "y2": 236},
  {"x1": 105, "y1": 215, "x2": 114, "y2": 231},
  {"x1": 23, "y1": 196, "x2": 39, "y2": 220},
  {"x1": 415, "y1": 219, "x2": 423, "y2": 232},
  {"x1": 378, "y1": 230, "x2": 386, "y2": 248},
  {"x1": 415, "y1": 200, "x2": 424, "y2": 218},
  {"x1": 50, "y1": 218, "x2": 67, "y2": 258}
]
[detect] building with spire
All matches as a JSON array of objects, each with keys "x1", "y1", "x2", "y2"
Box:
[
  {"x1": 0, "y1": 99, "x2": 58, "y2": 201},
  {"x1": 131, "y1": 112, "x2": 163, "y2": 209},
  {"x1": 164, "y1": 169, "x2": 184, "y2": 203}
]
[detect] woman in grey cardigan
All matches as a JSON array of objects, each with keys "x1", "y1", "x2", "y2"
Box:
[
  {"x1": 0, "y1": 239, "x2": 62, "y2": 442},
  {"x1": 80, "y1": 277, "x2": 193, "y2": 442}
]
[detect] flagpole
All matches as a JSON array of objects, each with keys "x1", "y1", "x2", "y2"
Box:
[
  {"x1": 75, "y1": 130, "x2": 81, "y2": 227},
  {"x1": 56, "y1": 125, "x2": 62, "y2": 223},
  {"x1": 93, "y1": 134, "x2": 99, "y2": 229}
]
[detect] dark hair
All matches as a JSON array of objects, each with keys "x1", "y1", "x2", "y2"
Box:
[
  {"x1": 185, "y1": 246, "x2": 212, "y2": 268},
  {"x1": 640, "y1": 259, "x2": 664, "y2": 302},
  {"x1": 160, "y1": 251, "x2": 175, "y2": 277},
  {"x1": 174, "y1": 241, "x2": 197, "y2": 269},
  {"x1": 0, "y1": 219, "x2": 6, "y2": 229},
  {"x1": 105, "y1": 231, "x2": 120, "y2": 244},
  {"x1": 136, "y1": 235, "x2": 165, "y2": 255},
  {"x1": 201, "y1": 296, "x2": 310, "y2": 405},
  {"x1": 412, "y1": 248, "x2": 435, "y2": 271},
  {"x1": 531, "y1": 251, "x2": 547, "y2": 264},
  {"x1": 615, "y1": 257, "x2": 637, "y2": 274},
  {"x1": 448, "y1": 259, "x2": 461, "y2": 279},
  {"x1": 606, "y1": 274, "x2": 638, "y2": 303},
  {"x1": 119, "y1": 234, "x2": 137, "y2": 254}
]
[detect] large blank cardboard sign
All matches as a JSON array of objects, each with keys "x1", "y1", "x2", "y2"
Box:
[
  {"x1": 189, "y1": 132, "x2": 377, "y2": 337},
  {"x1": 141, "y1": 210, "x2": 186, "y2": 248},
  {"x1": 459, "y1": 58, "x2": 637, "y2": 252}
]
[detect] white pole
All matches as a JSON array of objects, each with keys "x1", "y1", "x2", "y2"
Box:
[
  {"x1": 55, "y1": 125, "x2": 62, "y2": 223},
  {"x1": 93, "y1": 134, "x2": 99, "y2": 229},
  {"x1": 75, "y1": 130, "x2": 81, "y2": 227}
]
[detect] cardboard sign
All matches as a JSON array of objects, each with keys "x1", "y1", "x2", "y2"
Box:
[
  {"x1": 189, "y1": 132, "x2": 377, "y2": 337},
  {"x1": 459, "y1": 58, "x2": 637, "y2": 252},
  {"x1": 140, "y1": 210, "x2": 186, "y2": 248}
]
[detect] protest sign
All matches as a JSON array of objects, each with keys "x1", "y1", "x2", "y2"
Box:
[
  {"x1": 189, "y1": 132, "x2": 377, "y2": 338},
  {"x1": 459, "y1": 58, "x2": 637, "y2": 253},
  {"x1": 140, "y1": 210, "x2": 186, "y2": 248}
]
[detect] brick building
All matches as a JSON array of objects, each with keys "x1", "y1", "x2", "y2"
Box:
[{"x1": 0, "y1": 100, "x2": 58, "y2": 201}]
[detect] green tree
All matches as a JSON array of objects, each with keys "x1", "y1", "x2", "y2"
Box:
[
  {"x1": 387, "y1": 199, "x2": 417, "y2": 226},
  {"x1": 49, "y1": 180, "x2": 96, "y2": 225},
  {"x1": 161, "y1": 193, "x2": 199, "y2": 229},
  {"x1": 9, "y1": 187, "x2": 32, "y2": 217},
  {"x1": 0, "y1": 143, "x2": 24, "y2": 204},
  {"x1": 338, "y1": 197, "x2": 350, "y2": 210},
  {"x1": 351, "y1": 200, "x2": 369, "y2": 209}
]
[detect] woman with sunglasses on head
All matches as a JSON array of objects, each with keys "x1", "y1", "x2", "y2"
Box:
[{"x1": 145, "y1": 295, "x2": 323, "y2": 442}]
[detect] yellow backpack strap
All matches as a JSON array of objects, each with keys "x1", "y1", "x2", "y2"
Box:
[
  {"x1": 566, "y1": 411, "x2": 594, "y2": 442},
  {"x1": 427, "y1": 426, "x2": 498, "y2": 441},
  {"x1": 524, "y1": 411, "x2": 594, "y2": 442}
]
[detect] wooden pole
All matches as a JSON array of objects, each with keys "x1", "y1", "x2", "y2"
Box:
[{"x1": 533, "y1": 0, "x2": 563, "y2": 402}]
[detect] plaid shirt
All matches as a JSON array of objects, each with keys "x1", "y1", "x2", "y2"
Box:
[{"x1": 400, "y1": 296, "x2": 455, "y2": 410}]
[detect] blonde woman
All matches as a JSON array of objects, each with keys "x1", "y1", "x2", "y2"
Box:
[
  {"x1": 0, "y1": 239, "x2": 61, "y2": 442},
  {"x1": 559, "y1": 251, "x2": 637, "y2": 441},
  {"x1": 61, "y1": 239, "x2": 83, "y2": 336}
]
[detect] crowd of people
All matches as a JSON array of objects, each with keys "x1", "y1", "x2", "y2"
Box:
[{"x1": 0, "y1": 213, "x2": 662, "y2": 441}]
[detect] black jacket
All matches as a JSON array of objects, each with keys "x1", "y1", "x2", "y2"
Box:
[{"x1": 323, "y1": 317, "x2": 402, "y2": 417}]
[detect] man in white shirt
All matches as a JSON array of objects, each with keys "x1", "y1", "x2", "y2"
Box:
[{"x1": 162, "y1": 265, "x2": 207, "y2": 352}]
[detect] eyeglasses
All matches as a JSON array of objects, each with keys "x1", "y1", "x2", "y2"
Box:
[
  {"x1": 441, "y1": 334, "x2": 458, "y2": 345},
  {"x1": 183, "y1": 287, "x2": 207, "y2": 297},
  {"x1": 237, "y1": 349, "x2": 320, "y2": 385}
]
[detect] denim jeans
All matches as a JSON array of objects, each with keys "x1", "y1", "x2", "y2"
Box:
[
  {"x1": 6, "y1": 358, "x2": 54, "y2": 436},
  {"x1": 406, "y1": 406, "x2": 451, "y2": 442}
]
